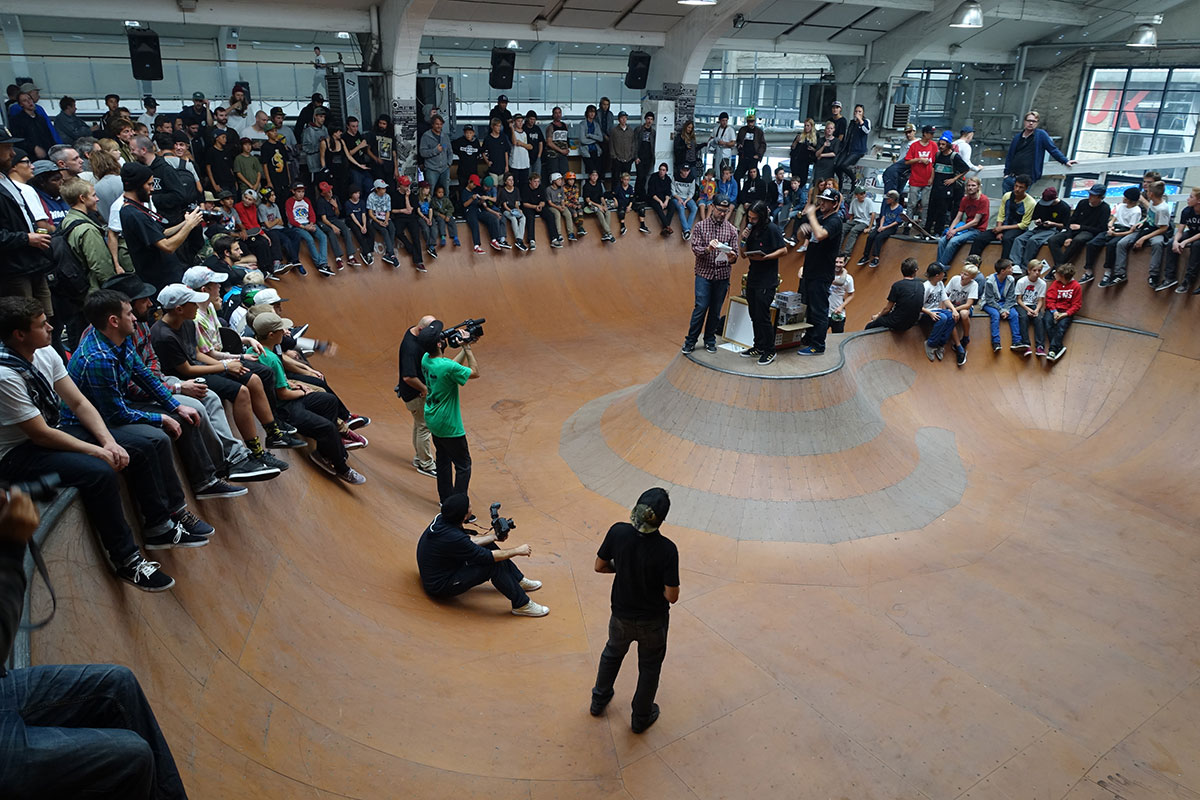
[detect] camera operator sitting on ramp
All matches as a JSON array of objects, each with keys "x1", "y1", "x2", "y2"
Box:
[
  {"x1": 418, "y1": 319, "x2": 482, "y2": 505},
  {"x1": 416, "y1": 493, "x2": 549, "y2": 617}
]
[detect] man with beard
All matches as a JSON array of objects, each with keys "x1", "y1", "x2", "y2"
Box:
[{"x1": 118, "y1": 162, "x2": 203, "y2": 290}]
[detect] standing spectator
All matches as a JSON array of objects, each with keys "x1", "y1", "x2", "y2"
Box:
[
  {"x1": 48, "y1": 144, "x2": 84, "y2": 181},
  {"x1": 300, "y1": 108, "x2": 329, "y2": 191},
  {"x1": 323, "y1": 127, "x2": 351, "y2": 200},
  {"x1": 396, "y1": 315, "x2": 438, "y2": 477},
  {"x1": 828, "y1": 256, "x2": 855, "y2": 333},
  {"x1": 575, "y1": 105, "x2": 604, "y2": 177},
  {"x1": 835, "y1": 104, "x2": 871, "y2": 191},
  {"x1": 973, "y1": 175, "x2": 1035, "y2": 263},
  {"x1": 937, "y1": 176, "x2": 990, "y2": 266},
  {"x1": 135, "y1": 97, "x2": 158, "y2": 132},
  {"x1": 681, "y1": 194, "x2": 738, "y2": 354},
  {"x1": 839, "y1": 186, "x2": 871, "y2": 258},
  {"x1": 1171, "y1": 187, "x2": 1200, "y2": 294},
  {"x1": 30, "y1": 161, "x2": 68, "y2": 229},
  {"x1": 519, "y1": 172, "x2": 559, "y2": 249},
  {"x1": 1047, "y1": 184, "x2": 1109, "y2": 271},
  {"x1": 60, "y1": 179, "x2": 116, "y2": 292},
  {"x1": 634, "y1": 112, "x2": 656, "y2": 201},
  {"x1": 89, "y1": 149, "x2": 123, "y2": 215},
  {"x1": 266, "y1": 107, "x2": 295, "y2": 147},
  {"x1": 795, "y1": 189, "x2": 844, "y2": 357},
  {"x1": 709, "y1": 112, "x2": 736, "y2": 173},
  {"x1": 367, "y1": 115, "x2": 397, "y2": 185},
  {"x1": 903, "y1": 126, "x2": 938, "y2": 233},
  {"x1": 244, "y1": 111, "x2": 270, "y2": 148},
  {"x1": 671, "y1": 164, "x2": 697, "y2": 240},
  {"x1": 865, "y1": 257, "x2": 924, "y2": 331},
  {"x1": 311, "y1": 47, "x2": 327, "y2": 94},
  {"x1": 1010, "y1": 187, "x2": 1071, "y2": 268},
  {"x1": 481, "y1": 118, "x2": 510, "y2": 183},
  {"x1": 951, "y1": 126, "x2": 980, "y2": 172},
  {"x1": 260, "y1": 123, "x2": 292, "y2": 193},
  {"x1": 521, "y1": 111, "x2": 545, "y2": 184},
  {"x1": 829, "y1": 100, "x2": 848, "y2": 141},
  {"x1": 8, "y1": 93, "x2": 57, "y2": 160},
  {"x1": 672, "y1": 120, "x2": 699, "y2": 179},
  {"x1": 419, "y1": 114, "x2": 452, "y2": 197},
  {"x1": 1014, "y1": 260, "x2": 1048, "y2": 357},
  {"x1": 508, "y1": 118, "x2": 532, "y2": 191},
  {"x1": 596, "y1": 97, "x2": 615, "y2": 183},
  {"x1": 451, "y1": 124, "x2": 483, "y2": 191},
  {"x1": 812, "y1": 120, "x2": 840, "y2": 184},
  {"x1": 488, "y1": 95, "x2": 513, "y2": 129},
  {"x1": 734, "y1": 113, "x2": 766, "y2": 181},
  {"x1": 180, "y1": 92, "x2": 213, "y2": 131},
  {"x1": 1043, "y1": 264, "x2": 1081, "y2": 361},
  {"x1": 1003, "y1": 110, "x2": 1075, "y2": 194},
  {"x1": 284, "y1": 183, "x2": 330, "y2": 274},
  {"x1": 860, "y1": 190, "x2": 903, "y2": 268},
  {"x1": 233, "y1": 137, "x2": 263, "y2": 194},
  {"x1": 344, "y1": 116, "x2": 373, "y2": 197},
  {"x1": 981, "y1": 259, "x2": 1025, "y2": 352},
  {"x1": 590, "y1": 487, "x2": 679, "y2": 734},
  {"x1": 5, "y1": 148, "x2": 51, "y2": 234},
  {"x1": 738, "y1": 200, "x2": 787, "y2": 365},
  {"x1": 53, "y1": 97, "x2": 92, "y2": 145},
  {"x1": 789, "y1": 120, "x2": 818, "y2": 189},
  {"x1": 1084, "y1": 186, "x2": 1142, "y2": 285},
  {"x1": 98, "y1": 93, "x2": 122, "y2": 135},
  {"x1": 0, "y1": 142, "x2": 54, "y2": 336},
  {"x1": 924, "y1": 135, "x2": 969, "y2": 235},
  {"x1": 204, "y1": 129, "x2": 236, "y2": 193},
  {"x1": 1112, "y1": 180, "x2": 1171, "y2": 290},
  {"x1": 609, "y1": 112, "x2": 636, "y2": 192},
  {"x1": 543, "y1": 107, "x2": 571, "y2": 182}
]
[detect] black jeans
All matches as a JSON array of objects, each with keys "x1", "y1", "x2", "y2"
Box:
[
  {"x1": 280, "y1": 391, "x2": 345, "y2": 471},
  {"x1": 523, "y1": 207, "x2": 559, "y2": 242},
  {"x1": 432, "y1": 434, "x2": 471, "y2": 502},
  {"x1": 0, "y1": 442, "x2": 139, "y2": 567},
  {"x1": 734, "y1": 155, "x2": 760, "y2": 181},
  {"x1": 864, "y1": 227, "x2": 895, "y2": 259},
  {"x1": 747, "y1": 286, "x2": 775, "y2": 354},
  {"x1": 68, "y1": 424, "x2": 185, "y2": 534},
  {"x1": 1046, "y1": 312, "x2": 1073, "y2": 352},
  {"x1": 433, "y1": 542, "x2": 529, "y2": 609},
  {"x1": 650, "y1": 200, "x2": 675, "y2": 230},
  {"x1": 592, "y1": 613, "x2": 670, "y2": 724},
  {"x1": 129, "y1": 402, "x2": 221, "y2": 491},
  {"x1": 395, "y1": 214, "x2": 425, "y2": 265},
  {"x1": 1047, "y1": 229, "x2": 1095, "y2": 267},
  {"x1": 801, "y1": 277, "x2": 832, "y2": 352}
]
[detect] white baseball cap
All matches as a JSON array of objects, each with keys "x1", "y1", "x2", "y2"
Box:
[
  {"x1": 157, "y1": 284, "x2": 209, "y2": 309},
  {"x1": 252, "y1": 288, "x2": 287, "y2": 305},
  {"x1": 181, "y1": 266, "x2": 228, "y2": 290},
  {"x1": 550, "y1": 172, "x2": 563, "y2": 182}
]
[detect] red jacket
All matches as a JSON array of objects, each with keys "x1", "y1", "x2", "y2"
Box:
[{"x1": 1045, "y1": 279, "x2": 1082, "y2": 316}]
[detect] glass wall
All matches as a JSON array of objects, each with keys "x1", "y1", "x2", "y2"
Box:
[{"x1": 890, "y1": 68, "x2": 959, "y2": 130}]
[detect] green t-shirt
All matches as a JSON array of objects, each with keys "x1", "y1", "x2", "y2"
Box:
[
  {"x1": 255, "y1": 347, "x2": 289, "y2": 391},
  {"x1": 422, "y1": 352, "x2": 472, "y2": 438}
]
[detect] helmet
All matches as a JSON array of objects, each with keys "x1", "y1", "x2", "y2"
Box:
[{"x1": 564, "y1": 171, "x2": 576, "y2": 180}]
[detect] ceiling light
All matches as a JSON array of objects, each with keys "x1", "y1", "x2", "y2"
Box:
[
  {"x1": 948, "y1": 1, "x2": 983, "y2": 28},
  {"x1": 507, "y1": 39, "x2": 519, "y2": 49},
  {"x1": 1126, "y1": 23, "x2": 1157, "y2": 48},
  {"x1": 337, "y1": 31, "x2": 351, "y2": 39},
  {"x1": 679, "y1": 0, "x2": 718, "y2": 5},
  {"x1": 123, "y1": 20, "x2": 142, "y2": 28}
]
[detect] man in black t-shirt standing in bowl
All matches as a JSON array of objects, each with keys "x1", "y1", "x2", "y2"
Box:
[
  {"x1": 590, "y1": 487, "x2": 679, "y2": 734},
  {"x1": 739, "y1": 200, "x2": 789, "y2": 366},
  {"x1": 795, "y1": 188, "x2": 844, "y2": 356},
  {"x1": 396, "y1": 315, "x2": 437, "y2": 478}
]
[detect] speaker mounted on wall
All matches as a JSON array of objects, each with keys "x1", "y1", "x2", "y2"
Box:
[
  {"x1": 489, "y1": 49, "x2": 515, "y2": 90},
  {"x1": 625, "y1": 50, "x2": 651, "y2": 90},
  {"x1": 127, "y1": 28, "x2": 164, "y2": 82}
]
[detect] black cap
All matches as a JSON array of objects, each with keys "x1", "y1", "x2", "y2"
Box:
[
  {"x1": 312, "y1": 93, "x2": 325, "y2": 102},
  {"x1": 216, "y1": 189, "x2": 234, "y2": 200},
  {"x1": 440, "y1": 493, "x2": 470, "y2": 525},
  {"x1": 144, "y1": 96, "x2": 157, "y2": 106},
  {"x1": 632, "y1": 487, "x2": 671, "y2": 533},
  {"x1": 713, "y1": 194, "x2": 731, "y2": 207},
  {"x1": 1123, "y1": 186, "x2": 1141, "y2": 202},
  {"x1": 718, "y1": 111, "x2": 729, "y2": 119},
  {"x1": 10, "y1": 147, "x2": 28, "y2": 162},
  {"x1": 416, "y1": 319, "x2": 444, "y2": 351},
  {"x1": 120, "y1": 161, "x2": 153, "y2": 189},
  {"x1": 0, "y1": 134, "x2": 23, "y2": 145},
  {"x1": 101, "y1": 273, "x2": 156, "y2": 300}
]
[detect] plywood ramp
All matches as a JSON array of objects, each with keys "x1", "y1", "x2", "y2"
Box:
[{"x1": 29, "y1": 229, "x2": 1200, "y2": 799}]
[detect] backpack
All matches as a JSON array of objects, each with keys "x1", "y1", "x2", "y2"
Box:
[{"x1": 46, "y1": 217, "x2": 92, "y2": 299}]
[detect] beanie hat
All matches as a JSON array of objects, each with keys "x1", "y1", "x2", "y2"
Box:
[
  {"x1": 630, "y1": 487, "x2": 671, "y2": 533},
  {"x1": 441, "y1": 493, "x2": 471, "y2": 525},
  {"x1": 120, "y1": 161, "x2": 153, "y2": 189}
]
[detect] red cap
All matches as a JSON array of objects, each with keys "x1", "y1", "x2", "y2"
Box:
[
  {"x1": 467, "y1": 174, "x2": 481, "y2": 186},
  {"x1": 317, "y1": 181, "x2": 332, "y2": 193},
  {"x1": 398, "y1": 175, "x2": 412, "y2": 187}
]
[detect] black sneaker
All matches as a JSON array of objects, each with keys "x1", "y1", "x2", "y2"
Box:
[
  {"x1": 577, "y1": 228, "x2": 587, "y2": 237},
  {"x1": 1098, "y1": 275, "x2": 1113, "y2": 287},
  {"x1": 681, "y1": 342, "x2": 695, "y2": 354},
  {"x1": 256, "y1": 451, "x2": 289, "y2": 471},
  {"x1": 704, "y1": 342, "x2": 717, "y2": 353},
  {"x1": 1078, "y1": 272, "x2": 1093, "y2": 284},
  {"x1": 1194, "y1": 284, "x2": 1200, "y2": 295},
  {"x1": 144, "y1": 523, "x2": 208, "y2": 550},
  {"x1": 274, "y1": 263, "x2": 295, "y2": 275},
  {"x1": 194, "y1": 479, "x2": 248, "y2": 500},
  {"x1": 383, "y1": 255, "x2": 400, "y2": 267},
  {"x1": 317, "y1": 265, "x2": 336, "y2": 276},
  {"x1": 550, "y1": 238, "x2": 564, "y2": 248},
  {"x1": 227, "y1": 456, "x2": 281, "y2": 481},
  {"x1": 266, "y1": 431, "x2": 307, "y2": 449},
  {"x1": 427, "y1": 247, "x2": 438, "y2": 259},
  {"x1": 415, "y1": 263, "x2": 428, "y2": 273},
  {"x1": 1174, "y1": 282, "x2": 1189, "y2": 294},
  {"x1": 173, "y1": 509, "x2": 214, "y2": 537},
  {"x1": 620, "y1": 224, "x2": 627, "y2": 235},
  {"x1": 868, "y1": 258, "x2": 879, "y2": 268},
  {"x1": 955, "y1": 346, "x2": 967, "y2": 367},
  {"x1": 362, "y1": 253, "x2": 374, "y2": 266},
  {"x1": 465, "y1": 514, "x2": 477, "y2": 524},
  {"x1": 291, "y1": 323, "x2": 310, "y2": 338},
  {"x1": 738, "y1": 347, "x2": 760, "y2": 358},
  {"x1": 631, "y1": 703, "x2": 660, "y2": 734},
  {"x1": 639, "y1": 224, "x2": 650, "y2": 234},
  {"x1": 514, "y1": 240, "x2": 528, "y2": 251},
  {"x1": 1111, "y1": 275, "x2": 1127, "y2": 285},
  {"x1": 115, "y1": 555, "x2": 175, "y2": 592},
  {"x1": 1156, "y1": 279, "x2": 1177, "y2": 292},
  {"x1": 528, "y1": 240, "x2": 537, "y2": 251},
  {"x1": 757, "y1": 351, "x2": 776, "y2": 365},
  {"x1": 276, "y1": 420, "x2": 298, "y2": 434},
  {"x1": 856, "y1": 257, "x2": 868, "y2": 266},
  {"x1": 347, "y1": 415, "x2": 371, "y2": 429}
]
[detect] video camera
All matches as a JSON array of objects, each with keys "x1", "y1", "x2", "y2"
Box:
[
  {"x1": 489, "y1": 502, "x2": 516, "y2": 541},
  {"x1": 2, "y1": 474, "x2": 62, "y2": 502},
  {"x1": 442, "y1": 318, "x2": 486, "y2": 349},
  {"x1": 186, "y1": 203, "x2": 229, "y2": 224}
]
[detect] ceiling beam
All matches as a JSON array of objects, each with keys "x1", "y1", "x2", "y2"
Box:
[
  {"x1": 990, "y1": 0, "x2": 1086, "y2": 26},
  {"x1": 422, "y1": 19, "x2": 665, "y2": 47},
  {"x1": 818, "y1": 0, "x2": 935, "y2": 10},
  {"x1": 714, "y1": 36, "x2": 866, "y2": 57},
  {"x1": 1, "y1": 0, "x2": 372, "y2": 32}
]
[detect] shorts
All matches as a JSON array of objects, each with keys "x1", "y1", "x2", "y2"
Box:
[
  {"x1": 205, "y1": 370, "x2": 252, "y2": 402},
  {"x1": 697, "y1": 197, "x2": 712, "y2": 206}
]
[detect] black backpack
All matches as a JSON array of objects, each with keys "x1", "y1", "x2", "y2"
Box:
[{"x1": 46, "y1": 217, "x2": 93, "y2": 299}]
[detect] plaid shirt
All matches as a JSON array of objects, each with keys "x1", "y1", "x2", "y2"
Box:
[
  {"x1": 62, "y1": 327, "x2": 178, "y2": 427},
  {"x1": 128, "y1": 321, "x2": 179, "y2": 400},
  {"x1": 689, "y1": 215, "x2": 740, "y2": 281}
]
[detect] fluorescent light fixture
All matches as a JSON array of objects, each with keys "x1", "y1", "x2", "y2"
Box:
[
  {"x1": 679, "y1": 0, "x2": 717, "y2": 5},
  {"x1": 948, "y1": 1, "x2": 983, "y2": 28},
  {"x1": 507, "y1": 39, "x2": 519, "y2": 49},
  {"x1": 123, "y1": 20, "x2": 142, "y2": 28},
  {"x1": 1126, "y1": 23, "x2": 1157, "y2": 47},
  {"x1": 337, "y1": 31, "x2": 352, "y2": 39}
]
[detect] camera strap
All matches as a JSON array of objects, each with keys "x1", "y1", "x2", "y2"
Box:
[{"x1": 19, "y1": 540, "x2": 56, "y2": 632}]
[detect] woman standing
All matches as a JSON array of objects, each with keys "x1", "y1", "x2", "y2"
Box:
[
  {"x1": 789, "y1": 119, "x2": 818, "y2": 189},
  {"x1": 812, "y1": 120, "x2": 840, "y2": 185},
  {"x1": 673, "y1": 120, "x2": 699, "y2": 179},
  {"x1": 323, "y1": 127, "x2": 350, "y2": 200}
]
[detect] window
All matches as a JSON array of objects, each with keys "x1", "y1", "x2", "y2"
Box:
[
  {"x1": 1074, "y1": 66, "x2": 1200, "y2": 178},
  {"x1": 894, "y1": 67, "x2": 958, "y2": 129}
]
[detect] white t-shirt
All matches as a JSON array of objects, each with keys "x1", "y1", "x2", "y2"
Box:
[
  {"x1": 829, "y1": 272, "x2": 855, "y2": 308},
  {"x1": 951, "y1": 138, "x2": 978, "y2": 171},
  {"x1": 946, "y1": 274, "x2": 979, "y2": 307},
  {"x1": 1113, "y1": 202, "x2": 1143, "y2": 230},
  {"x1": 510, "y1": 128, "x2": 530, "y2": 171},
  {"x1": 711, "y1": 125, "x2": 734, "y2": 161},
  {"x1": 1146, "y1": 200, "x2": 1171, "y2": 229},
  {"x1": 923, "y1": 279, "x2": 947, "y2": 311},
  {"x1": 848, "y1": 197, "x2": 872, "y2": 226},
  {"x1": 8, "y1": 179, "x2": 49, "y2": 227},
  {"x1": 1016, "y1": 276, "x2": 1047, "y2": 308},
  {"x1": 0, "y1": 346, "x2": 67, "y2": 461},
  {"x1": 137, "y1": 112, "x2": 157, "y2": 131},
  {"x1": 108, "y1": 195, "x2": 126, "y2": 233}
]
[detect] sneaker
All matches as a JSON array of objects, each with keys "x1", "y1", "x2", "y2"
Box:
[
  {"x1": 631, "y1": 703, "x2": 661, "y2": 734},
  {"x1": 738, "y1": 347, "x2": 761, "y2": 358},
  {"x1": 514, "y1": 240, "x2": 528, "y2": 251},
  {"x1": 291, "y1": 323, "x2": 310, "y2": 338},
  {"x1": 682, "y1": 231, "x2": 691, "y2": 241},
  {"x1": 602, "y1": 234, "x2": 615, "y2": 243},
  {"x1": 1175, "y1": 282, "x2": 1189, "y2": 294},
  {"x1": 856, "y1": 257, "x2": 868, "y2": 266},
  {"x1": 992, "y1": 342, "x2": 1002, "y2": 353},
  {"x1": 1111, "y1": 275, "x2": 1127, "y2": 285},
  {"x1": 341, "y1": 430, "x2": 368, "y2": 450},
  {"x1": 577, "y1": 228, "x2": 588, "y2": 237},
  {"x1": 362, "y1": 253, "x2": 374, "y2": 266},
  {"x1": 439, "y1": 237, "x2": 447, "y2": 247},
  {"x1": 296, "y1": 264, "x2": 308, "y2": 276},
  {"x1": 115, "y1": 555, "x2": 175, "y2": 592},
  {"x1": 274, "y1": 262, "x2": 295, "y2": 275},
  {"x1": 1156, "y1": 279, "x2": 1177, "y2": 292},
  {"x1": 550, "y1": 238, "x2": 564, "y2": 248},
  {"x1": 1010, "y1": 342, "x2": 1028, "y2": 352},
  {"x1": 567, "y1": 234, "x2": 577, "y2": 242},
  {"x1": 1052, "y1": 346, "x2": 1066, "y2": 361},
  {"x1": 266, "y1": 431, "x2": 307, "y2": 449},
  {"x1": 173, "y1": 509, "x2": 214, "y2": 538},
  {"x1": 925, "y1": 341, "x2": 936, "y2": 361},
  {"x1": 499, "y1": 239, "x2": 513, "y2": 249},
  {"x1": 783, "y1": 236, "x2": 796, "y2": 247},
  {"x1": 1148, "y1": 277, "x2": 1157, "y2": 287},
  {"x1": 414, "y1": 461, "x2": 437, "y2": 478},
  {"x1": 256, "y1": 451, "x2": 289, "y2": 471},
  {"x1": 955, "y1": 346, "x2": 967, "y2": 367},
  {"x1": 308, "y1": 450, "x2": 337, "y2": 476},
  {"x1": 427, "y1": 246, "x2": 438, "y2": 259},
  {"x1": 1036, "y1": 346, "x2": 1046, "y2": 357},
  {"x1": 620, "y1": 224, "x2": 627, "y2": 235},
  {"x1": 528, "y1": 240, "x2": 537, "y2": 251},
  {"x1": 144, "y1": 522, "x2": 208, "y2": 550},
  {"x1": 465, "y1": 514, "x2": 477, "y2": 524},
  {"x1": 194, "y1": 479, "x2": 248, "y2": 500},
  {"x1": 639, "y1": 224, "x2": 650, "y2": 234},
  {"x1": 335, "y1": 257, "x2": 345, "y2": 270},
  {"x1": 590, "y1": 696, "x2": 610, "y2": 716},
  {"x1": 1098, "y1": 275, "x2": 1113, "y2": 287},
  {"x1": 473, "y1": 245, "x2": 485, "y2": 254},
  {"x1": 935, "y1": 346, "x2": 945, "y2": 361},
  {"x1": 338, "y1": 467, "x2": 367, "y2": 485},
  {"x1": 452, "y1": 238, "x2": 461, "y2": 247},
  {"x1": 512, "y1": 600, "x2": 550, "y2": 617},
  {"x1": 1078, "y1": 272, "x2": 1093, "y2": 284},
  {"x1": 868, "y1": 258, "x2": 879, "y2": 268},
  {"x1": 317, "y1": 265, "x2": 335, "y2": 277},
  {"x1": 415, "y1": 263, "x2": 428, "y2": 273},
  {"x1": 757, "y1": 351, "x2": 776, "y2": 365},
  {"x1": 227, "y1": 456, "x2": 281, "y2": 482},
  {"x1": 681, "y1": 342, "x2": 695, "y2": 354},
  {"x1": 384, "y1": 255, "x2": 401, "y2": 267},
  {"x1": 796, "y1": 346, "x2": 824, "y2": 356},
  {"x1": 347, "y1": 415, "x2": 371, "y2": 430},
  {"x1": 961, "y1": 336, "x2": 970, "y2": 346},
  {"x1": 704, "y1": 342, "x2": 717, "y2": 353},
  {"x1": 489, "y1": 239, "x2": 503, "y2": 250},
  {"x1": 1023, "y1": 346, "x2": 1034, "y2": 358},
  {"x1": 265, "y1": 272, "x2": 281, "y2": 282},
  {"x1": 519, "y1": 578, "x2": 542, "y2": 592}
]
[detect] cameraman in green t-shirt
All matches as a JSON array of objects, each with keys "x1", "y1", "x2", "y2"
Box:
[{"x1": 418, "y1": 321, "x2": 479, "y2": 506}]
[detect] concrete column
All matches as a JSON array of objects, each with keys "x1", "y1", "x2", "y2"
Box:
[
  {"x1": 1, "y1": 14, "x2": 30, "y2": 84},
  {"x1": 379, "y1": 0, "x2": 437, "y2": 174},
  {"x1": 529, "y1": 41, "x2": 557, "y2": 72},
  {"x1": 216, "y1": 26, "x2": 241, "y2": 96}
]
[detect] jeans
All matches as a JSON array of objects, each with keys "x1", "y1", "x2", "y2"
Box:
[
  {"x1": 432, "y1": 433, "x2": 471, "y2": 503},
  {"x1": 937, "y1": 227, "x2": 989, "y2": 266},
  {"x1": 1116, "y1": 232, "x2": 1169, "y2": 281},
  {"x1": 128, "y1": 402, "x2": 221, "y2": 492},
  {"x1": 592, "y1": 613, "x2": 670, "y2": 725},
  {"x1": 395, "y1": 214, "x2": 425, "y2": 264},
  {"x1": 0, "y1": 664, "x2": 187, "y2": 799},
  {"x1": 1083, "y1": 231, "x2": 1123, "y2": 274},
  {"x1": 684, "y1": 276, "x2": 729, "y2": 348},
  {"x1": 291, "y1": 225, "x2": 329, "y2": 266},
  {"x1": 503, "y1": 208, "x2": 527, "y2": 242},
  {"x1": 983, "y1": 305, "x2": 1023, "y2": 346},
  {"x1": 672, "y1": 198, "x2": 697, "y2": 232},
  {"x1": 1046, "y1": 311, "x2": 1072, "y2": 352},
  {"x1": 834, "y1": 152, "x2": 864, "y2": 195},
  {"x1": 319, "y1": 218, "x2": 355, "y2": 261},
  {"x1": 280, "y1": 391, "x2": 345, "y2": 471},
  {"x1": 1183, "y1": 243, "x2": 1200, "y2": 285},
  {"x1": 864, "y1": 227, "x2": 896, "y2": 259},
  {"x1": 800, "y1": 277, "x2": 831, "y2": 352},
  {"x1": 432, "y1": 543, "x2": 529, "y2": 609},
  {"x1": 1009, "y1": 227, "x2": 1056, "y2": 269},
  {"x1": 465, "y1": 206, "x2": 504, "y2": 246},
  {"x1": 348, "y1": 223, "x2": 374, "y2": 257},
  {"x1": 404, "y1": 395, "x2": 435, "y2": 470},
  {"x1": 433, "y1": 215, "x2": 459, "y2": 243},
  {"x1": 1015, "y1": 305, "x2": 1046, "y2": 349},
  {"x1": 424, "y1": 167, "x2": 450, "y2": 197},
  {"x1": 734, "y1": 155, "x2": 760, "y2": 181},
  {"x1": 1047, "y1": 229, "x2": 1095, "y2": 267},
  {"x1": 523, "y1": 207, "x2": 559, "y2": 242},
  {"x1": 747, "y1": 286, "x2": 775, "y2": 354},
  {"x1": 839, "y1": 220, "x2": 867, "y2": 257},
  {"x1": 351, "y1": 168, "x2": 374, "y2": 198},
  {"x1": 370, "y1": 219, "x2": 397, "y2": 256},
  {"x1": 650, "y1": 200, "x2": 676, "y2": 230},
  {"x1": 925, "y1": 308, "x2": 957, "y2": 347},
  {"x1": 925, "y1": 187, "x2": 956, "y2": 235}
]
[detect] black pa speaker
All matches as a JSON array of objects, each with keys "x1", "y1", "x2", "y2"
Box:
[
  {"x1": 127, "y1": 28, "x2": 164, "y2": 82},
  {"x1": 489, "y1": 49, "x2": 515, "y2": 90},
  {"x1": 625, "y1": 50, "x2": 651, "y2": 90}
]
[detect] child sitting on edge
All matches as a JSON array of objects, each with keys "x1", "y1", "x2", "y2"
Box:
[
  {"x1": 431, "y1": 184, "x2": 460, "y2": 248},
  {"x1": 563, "y1": 172, "x2": 585, "y2": 238},
  {"x1": 945, "y1": 263, "x2": 979, "y2": 364},
  {"x1": 981, "y1": 258, "x2": 1026, "y2": 353},
  {"x1": 921, "y1": 263, "x2": 957, "y2": 363},
  {"x1": 1015, "y1": 259, "x2": 1049, "y2": 357},
  {"x1": 697, "y1": 169, "x2": 716, "y2": 220},
  {"x1": 1044, "y1": 263, "x2": 1082, "y2": 362}
]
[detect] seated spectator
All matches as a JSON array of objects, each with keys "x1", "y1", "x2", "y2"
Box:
[
  {"x1": 414, "y1": 182, "x2": 438, "y2": 258},
  {"x1": 1048, "y1": 184, "x2": 1109, "y2": 271},
  {"x1": 716, "y1": 166, "x2": 738, "y2": 211},
  {"x1": 1172, "y1": 186, "x2": 1200, "y2": 295},
  {"x1": 936, "y1": 176, "x2": 990, "y2": 266},
  {"x1": 582, "y1": 169, "x2": 614, "y2": 242},
  {"x1": 944, "y1": 263, "x2": 979, "y2": 357},
  {"x1": 696, "y1": 168, "x2": 716, "y2": 221},
  {"x1": 839, "y1": 186, "x2": 871, "y2": 258},
  {"x1": 645, "y1": 163, "x2": 676, "y2": 236},
  {"x1": 498, "y1": 173, "x2": 527, "y2": 251},
  {"x1": 544, "y1": 172, "x2": 572, "y2": 245},
  {"x1": 118, "y1": 162, "x2": 202, "y2": 290},
  {"x1": 431, "y1": 184, "x2": 460, "y2": 249},
  {"x1": 1084, "y1": 186, "x2": 1142, "y2": 285},
  {"x1": 860, "y1": 190, "x2": 903, "y2": 268},
  {"x1": 1015, "y1": 259, "x2": 1048, "y2": 357},
  {"x1": 981, "y1": 258, "x2": 1026, "y2": 352},
  {"x1": 562, "y1": 172, "x2": 585, "y2": 241},
  {"x1": 1010, "y1": 187, "x2": 1071, "y2": 268},
  {"x1": 365, "y1": 179, "x2": 400, "y2": 264},
  {"x1": 250, "y1": 312, "x2": 365, "y2": 485},
  {"x1": 519, "y1": 172, "x2": 559, "y2": 250},
  {"x1": 232, "y1": 189, "x2": 277, "y2": 273},
  {"x1": 1044, "y1": 264, "x2": 1082, "y2": 361},
  {"x1": 778, "y1": 177, "x2": 806, "y2": 244},
  {"x1": 671, "y1": 164, "x2": 698, "y2": 241},
  {"x1": 391, "y1": 175, "x2": 428, "y2": 270},
  {"x1": 343, "y1": 187, "x2": 375, "y2": 265},
  {"x1": 920, "y1": 264, "x2": 957, "y2": 364},
  {"x1": 258, "y1": 187, "x2": 299, "y2": 272},
  {"x1": 8, "y1": 93, "x2": 57, "y2": 160},
  {"x1": 733, "y1": 165, "x2": 767, "y2": 228},
  {"x1": 53, "y1": 96, "x2": 93, "y2": 145},
  {"x1": 865, "y1": 257, "x2": 923, "y2": 331},
  {"x1": 284, "y1": 183, "x2": 330, "y2": 275},
  {"x1": 972, "y1": 174, "x2": 1034, "y2": 265},
  {"x1": 316, "y1": 181, "x2": 357, "y2": 269},
  {"x1": 1111, "y1": 180, "x2": 1171, "y2": 290},
  {"x1": 150, "y1": 283, "x2": 304, "y2": 464},
  {"x1": 612, "y1": 171, "x2": 636, "y2": 237}
]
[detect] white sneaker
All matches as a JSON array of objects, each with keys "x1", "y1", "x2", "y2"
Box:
[
  {"x1": 519, "y1": 578, "x2": 542, "y2": 592},
  {"x1": 512, "y1": 600, "x2": 549, "y2": 617}
]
